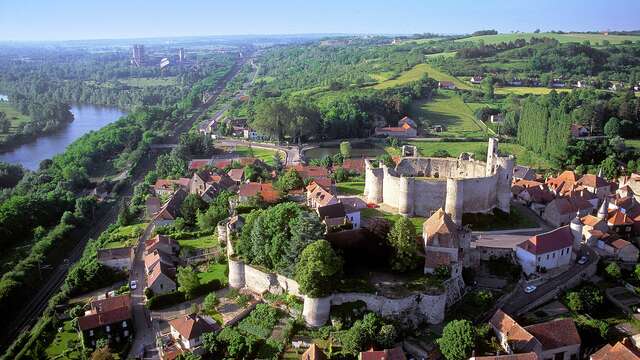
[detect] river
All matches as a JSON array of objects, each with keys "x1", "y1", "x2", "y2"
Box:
[{"x1": 0, "y1": 102, "x2": 126, "y2": 170}]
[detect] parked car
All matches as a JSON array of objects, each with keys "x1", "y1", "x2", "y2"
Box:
[
  {"x1": 130, "y1": 280, "x2": 137, "y2": 290},
  {"x1": 524, "y1": 285, "x2": 537, "y2": 293},
  {"x1": 577, "y1": 256, "x2": 588, "y2": 265}
]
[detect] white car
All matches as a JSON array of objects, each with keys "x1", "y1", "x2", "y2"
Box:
[
  {"x1": 130, "y1": 280, "x2": 137, "y2": 290},
  {"x1": 577, "y1": 256, "x2": 588, "y2": 265},
  {"x1": 524, "y1": 285, "x2": 537, "y2": 293}
]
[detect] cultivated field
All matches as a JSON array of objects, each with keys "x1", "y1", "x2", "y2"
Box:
[
  {"x1": 456, "y1": 32, "x2": 640, "y2": 45},
  {"x1": 409, "y1": 91, "x2": 486, "y2": 137},
  {"x1": 495, "y1": 86, "x2": 573, "y2": 95},
  {"x1": 373, "y1": 63, "x2": 473, "y2": 90}
]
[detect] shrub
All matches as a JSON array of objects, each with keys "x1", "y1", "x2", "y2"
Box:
[
  {"x1": 146, "y1": 291, "x2": 186, "y2": 310},
  {"x1": 237, "y1": 304, "x2": 279, "y2": 339}
]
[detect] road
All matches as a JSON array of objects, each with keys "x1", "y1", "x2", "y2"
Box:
[
  {"x1": 0, "y1": 51, "x2": 250, "y2": 354},
  {"x1": 128, "y1": 52, "x2": 250, "y2": 359},
  {"x1": 502, "y1": 246, "x2": 597, "y2": 316}
]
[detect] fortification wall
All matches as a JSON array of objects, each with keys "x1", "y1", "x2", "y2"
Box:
[
  {"x1": 382, "y1": 167, "x2": 401, "y2": 209},
  {"x1": 229, "y1": 258, "x2": 302, "y2": 297},
  {"x1": 413, "y1": 180, "x2": 447, "y2": 216},
  {"x1": 460, "y1": 175, "x2": 498, "y2": 213}
]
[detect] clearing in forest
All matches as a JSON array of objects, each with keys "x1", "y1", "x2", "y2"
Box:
[{"x1": 409, "y1": 91, "x2": 486, "y2": 137}]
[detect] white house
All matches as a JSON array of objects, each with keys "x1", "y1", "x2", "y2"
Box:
[
  {"x1": 97, "y1": 247, "x2": 133, "y2": 271},
  {"x1": 516, "y1": 226, "x2": 574, "y2": 275},
  {"x1": 243, "y1": 128, "x2": 268, "y2": 141},
  {"x1": 169, "y1": 314, "x2": 220, "y2": 350}
]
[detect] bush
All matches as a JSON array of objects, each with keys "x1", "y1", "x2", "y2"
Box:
[
  {"x1": 146, "y1": 291, "x2": 186, "y2": 310},
  {"x1": 237, "y1": 304, "x2": 280, "y2": 339}
]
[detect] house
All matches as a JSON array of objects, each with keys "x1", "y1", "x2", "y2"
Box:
[
  {"x1": 200, "y1": 183, "x2": 222, "y2": 204},
  {"x1": 243, "y1": 128, "x2": 268, "y2": 141},
  {"x1": 398, "y1": 116, "x2": 417, "y2": 129},
  {"x1": 339, "y1": 158, "x2": 365, "y2": 174},
  {"x1": 228, "y1": 168, "x2": 245, "y2": 183},
  {"x1": 190, "y1": 170, "x2": 235, "y2": 196},
  {"x1": 153, "y1": 178, "x2": 191, "y2": 197},
  {"x1": 590, "y1": 338, "x2": 640, "y2": 360},
  {"x1": 581, "y1": 214, "x2": 609, "y2": 245},
  {"x1": 516, "y1": 226, "x2": 574, "y2": 275},
  {"x1": 188, "y1": 159, "x2": 213, "y2": 171},
  {"x1": 198, "y1": 118, "x2": 218, "y2": 135},
  {"x1": 490, "y1": 114, "x2": 504, "y2": 124},
  {"x1": 507, "y1": 79, "x2": 524, "y2": 86},
  {"x1": 542, "y1": 193, "x2": 595, "y2": 227},
  {"x1": 144, "y1": 249, "x2": 178, "y2": 275},
  {"x1": 607, "y1": 209, "x2": 635, "y2": 238},
  {"x1": 287, "y1": 165, "x2": 331, "y2": 183},
  {"x1": 546, "y1": 171, "x2": 578, "y2": 195},
  {"x1": 153, "y1": 189, "x2": 188, "y2": 226},
  {"x1": 374, "y1": 122, "x2": 417, "y2": 138},
  {"x1": 169, "y1": 313, "x2": 220, "y2": 350},
  {"x1": 610, "y1": 239, "x2": 639, "y2": 262},
  {"x1": 570, "y1": 124, "x2": 590, "y2": 138},
  {"x1": 577, "y1": 174, "x2": 610, "y2": 200},
  {"x1": 301, "y1": 344, "x2": 328, "y2": 360},
  {"x1": 438, "y1": 81, "x2": 456, "y2": 89},
  {"x1": 470, "y1": 76, "x2": 484, "y2": 84},
  {"x1": 317, "y1": 202, "x2": 360, "y2": 232},
  {"x1": 238, "y1": 182, "x2": 279, "y2": 203},
  {"x1": 359, "y1": 347, "x2": 406, "y2": 360},
  {"x1": 306, "y1": 181, "x2": 337, "y2": 209},
  {"x1": 78, "y1": 294, "x2": 133, "y2": 348},
  {"x1": 212, "y1": 157, "x2": 260, "y2": 170},
  {"x1": 147, "y1": 261, "x2": 177, "y2": 295},
  {"x1": 146, "y1": 234, "x2": 180, "y2": 255},
  {"x1": 422, "y1": 209, "x2": 470, "y2": 278},
  {"x1": 97, "y1": 247, "x2": 134, "y2": 271},
  {"x1": 489, "y1": 309, "x2": 581, "y2": 360},
  {"x1": 469, "y1": 354, "x2": 539, "y2": 360},
  {"x1": 341, "y1": 200, "x2": 363, "y2": 229},
  {"x1": 576, "y1": 80, "x2": 590, "y2": 89}
]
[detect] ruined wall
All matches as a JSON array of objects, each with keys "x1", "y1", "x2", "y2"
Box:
[
  {"x1": 460, "y1": 175, "x2": 498, "y2": 213},
  {"x1": 228, "y1": 257, "x2": 301, "y2": 297},
  {"x1": 364, "y1": 160, "x2": 384, "y2": 203},
  {"x1": 413, "y1": 180, "x2": 447, "y2": 216}
]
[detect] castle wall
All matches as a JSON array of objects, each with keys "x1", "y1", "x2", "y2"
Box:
[
  {"x1": 460, "y1": 175, "x2": 499, "y2": 213},
  {"x1": 364, "y1": 160, "x2": 384, "y2": 203},
  {"x1": 382, "y1": 166, "x2": 401, "y2": 209},
  {"x1": 413, "y1": 180, "x2": 447, "y2": 216}
]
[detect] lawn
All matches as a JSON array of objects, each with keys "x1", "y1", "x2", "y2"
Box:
[
  {"x1": 626, "y1": 139, "x2": 640, "y2": 150},
  {"x1": 462, "y1": 206, "x2": 538, "y2": 231},
  {"x1": 104, "y1": 223, "x2": 147, "y2": 249},
  {"x1": 0, "y1": 101, "x2": 30, "y2": 139},
  {"x1": 373, "y1": 63, "x2": 473, "y2": 90},
  {"x1": 336, "y1": 181, "x2": 365, "y2": 195},
  {"x1": 45, "y1": 319, "x2": 83, "y2": 359},
  {"x1": 120, "y1": 76, "x2": 178, "y2": 87},
  {"x1": 387, "y1": 140, "x2": 553, "y2": 169},
  {"x1": 361, "y1": 207, "x2": 425, "y2": 234},
  {"x1": 234, "y1": 145, "x2": 282, "y2": 166},
  {"x1": 178, "y1": 233, "x2": 217, "y2": 252},
  {"x1": 456, "y1": 32, "x2": 640, "y2": 45},
  {"x1": 425, "y1": 51, "x2": 457, "y2": 59},
  {"x1": 409, "y1": 91, "x2": 487, "y2": 137},
  {"x1": 198, "y1": 263, "x2": 228, "y2": 285},
  {"x1": 495, "y1": 86, "x2": 573, "y2": 95}
]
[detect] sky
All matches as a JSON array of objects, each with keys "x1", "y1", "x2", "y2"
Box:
[{"x1": 1, "y1": 0, "x2": 639, "y2": 41}]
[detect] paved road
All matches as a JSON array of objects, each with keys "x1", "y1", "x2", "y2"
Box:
[{"x1": 503, "y1": 246, "x2": 597, "y2": 315}]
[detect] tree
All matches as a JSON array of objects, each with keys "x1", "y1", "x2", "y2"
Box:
[
  {"x1": 202, "y1": 332, "x2": 221, "y2": 355},
  {"x1": 175, "y1": 353, "x2": 202, "y2": 360},
  {"x1": 217, "y1": 327, "x2": 258, "y2": 358},
  {"x1": 177, "y1": 266, "x2": 201, "y2": 299},
  {"x1": 273, "y1": 151, "x2": 283, "y2": 171},
  {"x1": 180, "y1": 194, "x2": 207, "y2": 227},
  {"x1": 340, "y1": 141, "x2": 352, "y2": 158},
  {"x1": 437, "y1": 319, "x2": 475, "y2": 360},
  {"x1": 605, "y1": 262, "x2": 622, "y2": 280},
  {"x1": 604, "y1": 117, "x2": 621, "y2": 138},
  {"x1": 387, "y1": 217, "x2": 419, "y2": 272},
  {"x1": 295, "y1": 240, "x2": 343, "y2": 297},
  {"x1": 600, "y1": 157, "x2": 619, "y2": 180},
  {"x1": 0, "y1": 161, "x2": 25, "y2": 189},
  {"x1": 0, "y1": 112, "x2": 9, "y2": 133},
  {"x1": 482, "y1": 76, "x2": 495, "y2": 101},
  {"x1": 91, "y1": 346, "x2": 115, "y2": 360},
  {"x1": 378, "y1": 324, "x2": 398, "y2": 348},
  {"x1": 275, "y1": 168, "x2": 303, "y2": 192},
  {"x1": 203, "y1": 292, "x2": 218, "y2": 313},
  {"x1": 635, "y1": 264, "x2": 640, "y2": 281},
  {"x1": 565, "y1": 291, "x2": 583, "y2": 312}
]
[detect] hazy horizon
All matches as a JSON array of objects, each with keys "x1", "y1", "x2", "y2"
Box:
[{"x1": 1, "y1": 0, "x2": 639, "y2": 42}]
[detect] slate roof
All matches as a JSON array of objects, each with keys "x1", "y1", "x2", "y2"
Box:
[
  {"x1": 513, "y1": 165, "x2": 536, "y2": 180},
  {"x1": 317, "y1": 203, "x2": 346, "y2": 220}
]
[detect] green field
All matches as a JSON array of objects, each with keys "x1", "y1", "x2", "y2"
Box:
[
  {"x1": 425, "y1": 51, "x2": 457, "y2": 59},
  {"x1": 456, "y1": 32, "x2": 640, "y2": 45},
  {"x1": 233, "y1": 145, "x2": 283, "y2": 166},
  {"x1": 336, "y1": 181, "x2": 365, "y2": 195},
  {"x1": 104, "y1": 223, "x2": 147, "y2": 249},
  {"x1": 373, "y1": 63, "x2": 473, "y2": 90},
  {"x1": 495, "y1": 86, "x2": 573, "y2": 95},
  {"x1": 198, "y1": 263, "x2": 228, "y2": 285},
  {"x1": 410, "y1": 91, "x2": 487, "y2": 137},
  {"x1": 121, "y1": 76, "x2": 178, "y2": 87},
  {"x1": 0, "y1": 101, "x2": 30, "y2": 139},
  {"x1": 45, "y1": 320, "x2": 82, "y2": 359},
  {"x1": 178, "y1": 233, "x2": 217, "y2": 252}
]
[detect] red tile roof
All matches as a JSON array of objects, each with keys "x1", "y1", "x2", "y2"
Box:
[
  {"x1": 578, "y1": 174, "x2": 609, "y2": 188},
  {"x1": 608, "y1": 209, "x2": 634, "y2": 226},
  {"x1": 239, "y1": 182, "x2": 279, "y2": 203},
  {"x1": 591, "y1": 341, "x2": 640, "y2": 360},
  {"x1": 169, "y1": 314, "x2": 219, "y2": 340},
  {"x1": 339, "y1": 159, "x2": 365, "y2": 173},
  {"x1": 78, "y1": 295, "x2": 132, "y2": 331},
  {"x1": 524, "y1": 318, "x2": 581, "y2": 350},
  {"x1": 489, "y1": 309, "x2": 540, "y2": 353},
  {"x1": 359, "y1": 347, "x2": 406, "y2": 360},
  {"x1": 423, "y1": 209, "x2": 459, "y2": 248},
  {"x1": 472, "y1": 353, "x2": 539, "y2": 360},
  {"x1": 188, "y1": 159, "x2": 212, "y2": 171},
  {"x1": 518, "y1": 226, "x2": 573, "y2": 255},
  {"x1": 611, "y1": 239, "x2": 632, "y2": 250},
  {"x1": 227, "y1": 168, "x2": 244, "y2": 182}
]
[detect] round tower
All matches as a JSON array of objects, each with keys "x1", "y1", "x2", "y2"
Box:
[
  {"x1": 597, "y1": 197, "x2": 609, "y2": 220},
  {"x1": 445, "y1": 178, "x2": 464, "y2": 225},
  {"x1": 496, "y1": 156, "x2": 515, "y2": 213},
  {"x1": 570, "y1": 212, "x2": 583, "y2": 250},
  {"x1": 364, "y1": 159, "x2": 384, "y2": 204},
  {"x1": 228, "y1": 258, "x2": 246, "y2": 289},
  {"x1": 398, "y1": 175, "x2": 415, "y2": 216},
  {"x1": 302, "y1": 296, "x2": 331, "y2": 327}
]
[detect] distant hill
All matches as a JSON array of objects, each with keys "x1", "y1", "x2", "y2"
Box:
[{"x1": 455, "y1": 32, "x2": 640, "y2": 45}]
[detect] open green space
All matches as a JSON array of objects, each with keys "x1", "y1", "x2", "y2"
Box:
[
  {"x1": 456, "y1": 32, "x2": 640, "y2": 45},
  {"x1": 410, "y1": 91, "x2": 486, "y2": 137},
  {"x1": 197, "y1": 263, "x2": 228, "y2": 285},
  {"x1": 373, "y1": 63, "x2": 472, "y2": 90},
  {"x1": 177, "y1": 233, "x2": 217, "y2": 252},
  {"x1": 45, "y1": 319, "x2": 82, "y2": 359},
  {"x1": 103, "y1": 223, "x2": 147, "y2": 249},
  {"x1": 462, "y1": 206, "x2": 538, "y2": 231},
  {"x1": 233, "y1": 145, "x2": 282, "y2": 166},
  {"x1": 495, "y1": 86, "x2": 573, "y2": 95},
  {"x1": 120, "y1": 76, "x2": 178, "y2": 87},
  {"x1": 336, "y1": 181, "x2": 365, "y2": 196},
  {"x1": 0, "y1": 101, "x2": 30, "y2": 139},
  {"x1": 626, "y1": 139, "x2": 640, "y2": 150},
  {"x1": 361, "y1": 207, "x2": 425, "y2": 234},
  {"x1": 425, "y1": 51, "x2": 457, "y2": 59}
]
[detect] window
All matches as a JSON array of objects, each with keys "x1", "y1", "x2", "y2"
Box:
[
  {"x1": 546, "y1": 254, "x2": 549, "y2": 260},
  {"x1": 106, "y1": 325, "x2": 110, "y2": 332},
  {"x1": 538, "y1": 257, "x2": 541, "y2": 262},
  {"x1": 124, "y1": 330, "x2": 129, "y2": 337},
  {"x1": 89, "y1": 330, "x2": 94, "y2": 336},
  {"x1": 553, "y1": 252, "x2": 556, "y2": 258},
  {"x1": 122, "y1": 321, "x2": 127, "y2": 328}
]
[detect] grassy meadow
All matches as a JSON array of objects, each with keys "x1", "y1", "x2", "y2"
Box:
[
  {"x1": 456, "y1": 32, "x2": 640, "y2": 45},
  {"x1": 409, "y1": 91, "x2": 487, "y2": 137},
  {"x1": 0, "y1": 101, "x2": 30, "y2": 140},
  {"x1": 121, "y1": 76, "x2": 178, "y2": 87}
]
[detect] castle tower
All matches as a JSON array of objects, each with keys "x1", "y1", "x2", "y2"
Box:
[
  {"x1": 495, "y1": 155, "x2": 515, "y2": 213},
  {"x1": 228, "y1": 258, "x2": 246, "y2": 289},
  {"x1": 597, "y1": 197, "x2": 609, "y2": 220},
  {"x1": 445, "y1": 178, "x2": 464, "y2": 225},
  {"x1": 398, "y1": 176, "x2": 415, "y2": 216},
  {"x1": 364, "y1": 159, "x2": 384, "y2": 204},
  {"x1": 486, "y1": 138, "x2": 499, "y2": 176},
  {"x1": 570, "y1": 211, "x2": 583, "y2": 252}
]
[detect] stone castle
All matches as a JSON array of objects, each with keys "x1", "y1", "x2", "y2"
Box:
[{"x1": 364, "y1": 138, "x2": 514, "y2": 223}]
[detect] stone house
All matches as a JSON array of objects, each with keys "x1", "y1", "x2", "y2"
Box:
[
  {"x1": 607, "y1": 209, "x2": 635, "y2": 238},
  {"x1": 238, "y1": 182, "x2": 279, "y2": 204},
  {"x1": 513, "y1": 165, "x2": 537, "y2": 181},
  {"x1": 78, "y1": 294, "x2": 133, "y2": 348},
  {"x1": 489, "y1": 309, "x2": 581, "y2": 360},
  {"x1": 576, "y1": 174, "x2": 610, "y2": 201},
  {"x1": 152, "y1": 189, "x2": 187, "y2": 226},
  {"x1": 306, "y1": 181, "x2": 338, "y2": 210},
  {"x1": 190, "y1": 170, "x2": 235, "y2": 196},
  {"x1": 146, "y1": 234, "x2": 180, "y2": 255},
  {"x1": 590, "y1": 338, "x2": 640, "y2": 359},
  {"x1": 147, "y1": 262, "x2": 177, "y2": 295},
  {"x1": 153, "y1": 178, "x2": 191, "y2": 197},
  {"x1": 515, "y1": 226, "x2": 574, "y2": 275},
  {"x1": 438, "y1": 81, "x2": 456, "y2": 89},
  {"x1": 422, "y1": 209, "x2": 470, "y2": 278},
  {"x1": 97, "y1": 247, "x2": 134, "y2": 271},
  {"x1": 610, "y1": 239, "x2": 639, "y2": 263},
  {"x1": 542, "y1": 195, "x2": 594, "y2": 227},
  {"x1": 169, "y1": 314, "x2": 220, "y2": 350}
]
